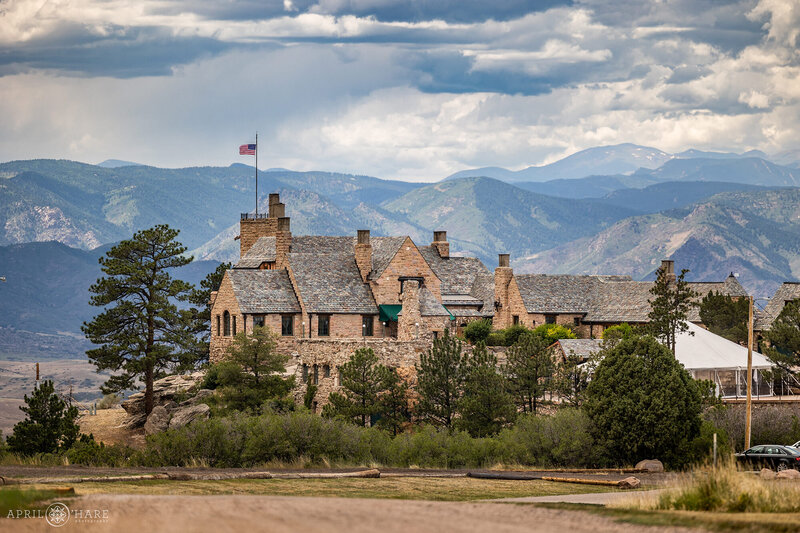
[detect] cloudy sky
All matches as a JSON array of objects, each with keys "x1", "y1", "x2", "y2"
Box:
[{"x1": 1, "y1": 0, "x2": 798, "y2": 180}]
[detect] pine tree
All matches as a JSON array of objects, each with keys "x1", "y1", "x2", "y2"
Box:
[
  {"x1": 554, "y1": 351, "x2": 589, "y2": 407},
  {"x1": 7, "y1": 380, "x2": 81, "y2": 455},
  {"x1": 647, "y1": 266, "x2": 698, "y2": 355},
  {"x1": 503, "y1": 332, "x2": 554, "y2": 413},
  {"x1": 415, "y1": 329, "x2": 466, "y2": 428},
  {"x1": 457, "y1": 343, "x2": 516, "y2": 437},
  {"x1": 699, "y1": 291, "x2": 748, "y2": 344},
  {"x1": 323, "y1": 348, "x2": 387, "y2": 426},
  {"x1": 213, "y1": 325, "x2": 294, "y2": 413},
  {"x1": 377, "y1": 368, "x2": 410, "y2": 436},
  {"x1": 82, "y1": 225, "x2": 198, "y2": 416}
]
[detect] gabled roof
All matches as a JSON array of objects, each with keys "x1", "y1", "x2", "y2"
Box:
[
  {"x1": 758, "y1": 282, "x2": 800, "y2": 330},
  {"x1": 418, "y1": 246, "x2": 491, "y2": 295},
  {"x1": 290, "y1": 235, "x2": 407, "y2": 279},
  {"x1": 586, "y1": 279, "x2": 653, "y2": 322},
  {"x1": 236, "y1": 236, "x2": 276, "y2": 268},
  {"x1": 228, "y1": 269, "x2": 300, "y2": 314},
  {"x1": 515, "y1": 274, "x2": 631, "y2": 315},
  {"x1": 556, "y1": 339, "x2": 603, "y2": 359},
  {"x1": 289, "y1": 252, "x2": 377, "y2": 314}
]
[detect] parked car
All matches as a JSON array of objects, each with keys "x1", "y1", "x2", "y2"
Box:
[
  {"x1": 790, "y1": 441, "x2": 800, "y2": 449},
  {"x1": 735, "y1": 445, "x2": 800, "y2": 471}
]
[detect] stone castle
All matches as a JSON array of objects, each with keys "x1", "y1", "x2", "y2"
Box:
[{"x1": 209, "y1": 192, "x2": 749, "y2": 409}]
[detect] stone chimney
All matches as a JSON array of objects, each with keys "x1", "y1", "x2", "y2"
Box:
[
  {"x1": 240, "y1": 192, "x2": 283, "y2": 257},
  {"x1": 494, "y1": 253, "x2": 513, "y2": 329},
  {"x1": 275, "y1": 216, "x2": 292, "y2": 268},
  {"x1": 398, "y1": 279, "x2": 422, "y2": 341},
  {"x1": 432, "y1": 231, "x2": 449, "y2": 258},
  {"x1": 661, "y1": 259, "x2": 676, "y2": 284},
  {"x1": 355, "y1": 230, "x2": 372, "y2": 282}
]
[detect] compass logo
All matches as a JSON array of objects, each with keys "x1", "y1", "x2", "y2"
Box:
[{"x1": 45, "y1": 502, "x2": 70, "y2": 527}]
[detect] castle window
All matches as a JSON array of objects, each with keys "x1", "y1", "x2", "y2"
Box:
[
  {"x1": 253, "y1": 315, "x2": 265, "y2": 328},
  {"x1": 312, "y1": 364, "x2": 319, "y2": 385},
  {"x1": 216, "y1": 315, "x2": 221, "y2": 336},
  {"x1": 545, "y1": 314, "x2": 557, "y2": 324},
  {"x1": 513, "y1": 315, "x2": 520, "y2": 325},
  {"x1": 573, "y1": 317, "x2": 582, "y2": 327},
  {"x1": 323, "y1": 364, "x2": 331, "y2": 378},
  {"x1": 223, "y1": 311, "x2": 231, "y2": 336},
  {"x1": 301, "y1": 364, "x2": 308, "y2": 382},
  {"x1": 362, "y1": 315, "x2": 374, "y2": 337},
  {"x1": 232, "y1": 315, "x2": 237, "y2": 335},
  {"x1": 318, "y1": 315, "x2": 330, "y2": 336},
  {"x1": 282, "y1": 315, "x2": 294, "y2": 336}
]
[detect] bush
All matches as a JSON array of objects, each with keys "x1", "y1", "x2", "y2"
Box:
[
  {"x1": 96, "y1": 394, "x2": 120, "y2": 410},
  {"x1": 532, "y1": 324, "x2": 576, "y2": 345},
  {"x1": 65, "y1": 434, "x2": 137, "y2": 466},
  {"x1": 704, "y1": 404, "x2": 800, "y2": 451},
  {"x1": 486, "y1": 332, "x2": 506, "y2": 346},
  {"x1": 503, "y1": 324, "x2": 531, "y2": 346},
  {"x1": 463, "y1": 320, "x2": 493, "y2": 344}
]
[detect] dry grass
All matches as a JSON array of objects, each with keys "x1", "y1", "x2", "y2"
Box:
[
  {"x1": 54, "y1": 477, "x2": 621, "y2": 502},
  {"x1": 78, "y1": 408, "x2": 145, "y2": 448}
]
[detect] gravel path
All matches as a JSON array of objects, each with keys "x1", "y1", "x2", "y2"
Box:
[{"x1": 3, "y1": 494, "x2": 699, "y2": 533}]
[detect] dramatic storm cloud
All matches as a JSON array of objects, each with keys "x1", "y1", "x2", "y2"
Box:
[{"x1": 0, "y1": 0, "x2": 797, "y2": 180}]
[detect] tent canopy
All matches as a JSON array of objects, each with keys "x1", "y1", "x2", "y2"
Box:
[{"x1": 676, "y1": 322, "x2": 772, "y2": 371}]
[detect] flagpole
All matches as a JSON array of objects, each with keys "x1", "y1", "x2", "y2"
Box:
[{"x1": 255, "y1": 132, "x2": 258, "y2": 216}]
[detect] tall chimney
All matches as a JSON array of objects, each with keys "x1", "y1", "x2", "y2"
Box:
[
  {"x1": 432, "y1": 231, "x2": 449, "y2": 258},
  {"x1": 661, "y1": 259, "x2": 676, "y2": 284},
  {"x1": 355, "y1": 230, "x2": 372, "y2": 282},
  {"x1": 275, "y1": 217, "x2": 292, "y2": 268},
  {"x1": 494, "y1": 253, "x2": 513, "y2": 329},
  {"x1": 268, "y1": 193, "x2": 280, "y2": 217}
]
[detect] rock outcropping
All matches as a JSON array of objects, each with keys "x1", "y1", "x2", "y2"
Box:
[{"x1": 121, "y1": 372, "x2": 210, "y2": 431}]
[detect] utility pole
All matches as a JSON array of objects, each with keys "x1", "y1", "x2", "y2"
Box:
[{"x1": 745, "y1": 295, "x2": 754, "y2": 449}]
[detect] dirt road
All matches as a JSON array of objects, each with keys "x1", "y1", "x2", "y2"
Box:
[{"x1": 3, "y1": 494, "x2": 699, "y2": 533}]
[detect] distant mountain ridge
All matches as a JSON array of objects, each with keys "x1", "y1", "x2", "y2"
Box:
[{"x1": 446, "y1": 143, "x2": 800, "y2": 184}]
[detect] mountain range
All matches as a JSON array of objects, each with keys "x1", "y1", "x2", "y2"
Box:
[{"x1": 2, "y1": 143, "x2": 800, "y2": 359}]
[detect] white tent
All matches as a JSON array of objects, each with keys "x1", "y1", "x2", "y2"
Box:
[{"x1": 676, "y1": 322, "x2": 774, "y2": 398}]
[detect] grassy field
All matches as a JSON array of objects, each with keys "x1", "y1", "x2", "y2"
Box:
[
  {"x1": 536, "y1": 502, "x2": 800, "y2": 533},
  {"x1": 0, "y1": 488, "x2": 73, "y2": 517},
  {"x1": 55, "y1": 476, "x2": 621, "y2": 501}
]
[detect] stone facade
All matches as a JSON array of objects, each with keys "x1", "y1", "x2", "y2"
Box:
[{"x1": 371, "y1": 237, "x2": 441, "y2": 305}]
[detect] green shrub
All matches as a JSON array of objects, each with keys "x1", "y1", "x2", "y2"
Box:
[
  {"x1": 463, "y1": 320, "x2": 493, "y2": 344},
  {"x1": 65, "y1": 434, "x2": 136, "y2": 466},
  {"x1": 486, "y1": 332, "x2": 506, "y2": 346},
  {"x1": 503, "y1": 324, "x2": 531, "y2": 346},
  {"x1": 532, "y1": 324, "x2": 576, "y2": 345}
]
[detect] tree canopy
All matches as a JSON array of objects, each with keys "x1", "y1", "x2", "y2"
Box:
[
  {"x1": 503, "y1": 332, "x2": 555, "y2": 414},
  {"x1": 765, "y1": 299, "x2": 800, "y2": 378},
  {"x1": 7, "y1": 380, "x2": 82, "y2": 455},
  {"x1": 82, "y1": 224, "x2": 199, "y2": 415},
  {"x1": 584, "y1": 335, "x2": 702, "y2": 466},
  {"x1": 647, "y1": 265, "x2": 698, "y2": 354},
  {"x1": 415, "y1": 330, "x2": 466, "y2": 428},
  {"x1": 699, "y1": 291, "x2": 748, "y2": 345}
]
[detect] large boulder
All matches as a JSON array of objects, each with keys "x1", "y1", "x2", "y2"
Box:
[
  {"x1": 635, "y1": 459, "x2": 664, "y2": 472},
  {"x1": 618, "y1": 476, "x2": 641, "y2": 489},
  {"x1": 143, "y1": 405, "x2": 171, "y2": 436},
  {"x1": 121, "y1": 371, "x2": 205, "y2": 423},
  {"x1": 777, "y1": 469, "x2": 800, "y2": 480},
  {"x1": 168, "y1": 403, "x2": 211, "y2": 430}
]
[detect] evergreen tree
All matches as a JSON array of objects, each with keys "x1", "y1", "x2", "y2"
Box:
[
  {"x1": 377, "y1": 368, "x2": 410, "y2": 436},
  {"x1": 457, "y1": 343, "x2": 516, "y2": 437},
  {"x1": 503, "y1": 332, "x2": 554, "y2": 413},
  {"x1": 187, "y1": 262, "x2": 232, "y2": 364},
  {"x1": 82, "y1": 225, "x2": 199, "y2": 416},
  {"x1": 554, "y1": 351, "x2": 589, "y2": 407},
  {"x1": 7, "y1": 380, "x2": 81, "y2": 455},
  {"x1": 699, "y1": 291, "x2": 748, "y2": 344},
  {"x1": 584, "y1": 335, "x2": 702, "y2": 467},
  {"x1": 323, "y1": 348, "x2": 387, "y2": 426},
  {"x1": 215, "y1": 325, "x2": 294, "y2": 413},
  {"x1": 415, "y1": 329, "x2": 467, "y2": 428},
  {"x1": 647, "y1": 265, "x2": 698, "y2": 354},
  {"x1": 765, "y1": 299, "x2": 800, "y2": 378}
]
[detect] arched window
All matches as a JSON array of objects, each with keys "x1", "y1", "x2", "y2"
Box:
[{"x1": 223, "y1": 311, "x2": 231, "y2": 336}]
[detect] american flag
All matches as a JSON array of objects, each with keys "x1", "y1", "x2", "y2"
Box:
[{"x1": 239, "y1": 143, "x2": 256, "y2": 155}]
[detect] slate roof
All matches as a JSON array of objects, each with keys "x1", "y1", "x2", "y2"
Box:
[
  {"x1": 516, "y1": 273, "x2": 747, "y2": 323},
  {"x1": 757, "y1": 282, "x2": 800, "y2": 330},
  {"x1": 556, "y1": 339, "x2": 603, "y2": 360},
  {"x1": 419, "y1": 246, "x2": 491, "y2": 294},
  {"x1": 228, "y1": 269, "x2": 300, "y2": 314},
  {"x1": 288, "y1": 252, "x2": 378, "y2": 314},
  {"x1": 419, "y1": 287, "x2": 452, "y2": 317},
  {"x1": 290, "y1": 235, "x2": 406, "y2": 279},
  {"x1": 236, "y1": 236, "x2": 276, "y2": 268}
]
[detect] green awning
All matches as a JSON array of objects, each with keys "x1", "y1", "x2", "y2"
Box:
[{"x1": 379, "y1": 304, "x2": 402, "y2": 322}]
